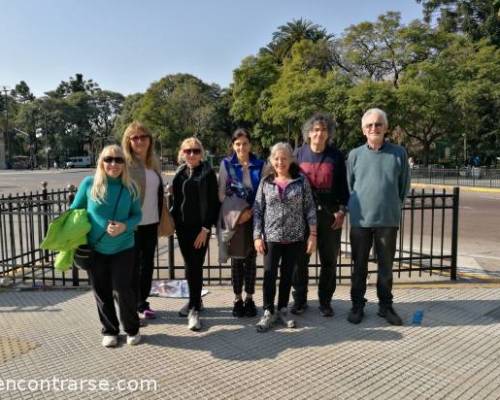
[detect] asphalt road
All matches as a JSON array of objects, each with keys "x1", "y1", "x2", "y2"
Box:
[{"x1": 1, "y1": 168, "x2": 498, "y2": 274}]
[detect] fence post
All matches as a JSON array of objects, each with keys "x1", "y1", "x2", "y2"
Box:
[
  {"x1": 67, "y1": 184, "x2": 80, "y2": 287},
  {"x1": 450, "y1": 187, "x2": 460, "y2": 280},
  {"x1": 41, "y1": 181, "x2": 50, "y2": 262},
  {"x1": 166, "y1": 186, "x2": 175, "y2": 279}
]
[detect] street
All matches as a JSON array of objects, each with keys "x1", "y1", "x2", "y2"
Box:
[{"x1": 1, "y1": 169, "x2": 499, "y2": 275}]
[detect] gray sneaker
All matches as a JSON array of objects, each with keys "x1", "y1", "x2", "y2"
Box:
[
  {"x1": 256, "y1": 310, "x2": 276, "y2": 332},
  {"x1": 188, "y1": 309, "x2": 201, "y2": 331},
  {"x1": 179, "y1": 299, "x2": 204, "y2": 317},
  {"x1": 277, "y1": 307, "x2": 296, "y2": 328}
]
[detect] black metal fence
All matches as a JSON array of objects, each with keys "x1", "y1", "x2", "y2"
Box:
[
  {"x1": 0, "y1": 184, "x2": 459, "y2": 287},
  {"x1": 411, "y1": 167, "x2": 500, "y2": 188}
]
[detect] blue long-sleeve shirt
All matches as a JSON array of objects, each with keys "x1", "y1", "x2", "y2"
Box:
[
  {"x1": 70, "y1": 176, "x2": 142, "y2": 254},
  {"x1": 347, "y1": 142, "x2": 411, "y2": 228}
]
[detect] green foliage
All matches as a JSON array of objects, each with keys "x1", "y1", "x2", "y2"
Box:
[{"x1": 417, "y1": 0, "x2": 500, "y2": 46}]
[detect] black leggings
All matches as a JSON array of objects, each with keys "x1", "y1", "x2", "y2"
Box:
[
  {"x1": 133, "y1": 223, "x2": 159, "y2": 312},
  {"x1": 262, "y1": 241, "x2": 303, "y2": 313},
  {"x1": 88, "y1": 247, "x2": 139, "y2": 336},
  {"x1": 177, "y1": 227, "x2": 208, "y2": 311}
]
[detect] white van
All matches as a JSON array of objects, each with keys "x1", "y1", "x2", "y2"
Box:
[{"x1": 65, "y1": 156, "x2": 92, "y2": 168}]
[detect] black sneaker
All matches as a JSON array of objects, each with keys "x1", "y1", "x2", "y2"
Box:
[
  {"x1": 232, "y1": 299, "x2": 245, "y2": 317},
  {"x1": 378, "y1": 306, "x2": 403, "y2": 326},
  {"x1": 347, "y1": 306, "x2": 364, "y2": 324},
  {"x1": 244, "y1": 298, "x2": 257, "y2": 317},
  {"x1": 319, "y1": 304, "x2": 334, "y2": 317},
  {"x1": 291, "y1": 302, "x2": 308, "y2": 315}
]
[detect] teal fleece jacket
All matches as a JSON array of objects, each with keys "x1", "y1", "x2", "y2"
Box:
[
  {"x1": 70, "y1": 176, "x2": 142, "y2": 255},
  {"x1": 347, "y1": 142, "x2": 411, "y2": 227}
]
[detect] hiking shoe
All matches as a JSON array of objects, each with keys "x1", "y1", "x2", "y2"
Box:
[
  {"x1": 102, "y1": 335, "x2": 118, "y2": 348},
  {"x1": 126, "y1": 334, "x2": 141, "y2": 346},
  {"x1": 347, "y1": 307, "x2": 365, "y2": 324},
  {"x1": 277, "y1": 307, "x2": 296, "y2": 328},
  {"x1": 378, "y1": 306, "x2": 403, "y2": 326},
  {"x1": 232, "y1": 299, "x2": 245, "y2": 317},
  {"x1": 188, "y1": 309, "x2": 201, "y2": 331},
  {"x1": 244, "y1": 298, "x2": 257, "y2": 317},
  {"x1": 143, "y1": 309, "x2": 156, "y2": 319},
  {"x1": 319, "y1": 304, "x2": 334, "y2": 317},
  {"x1": 179, "y1": 300, "x2": 204, "y2": 317},
  {"x1": 290, "y1": 302, "x2": 308, "y2": 315},
  {"x1": 256, "y1": 310, "x2": 276, "y2": 332}
]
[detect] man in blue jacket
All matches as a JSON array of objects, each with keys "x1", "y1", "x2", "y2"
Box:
[
  {"x1": 291, "y1": 113, "x2": 349, "y2": 317},
  {"x1": 347, "y1": 108, "x2": 411, "y2": 325}
]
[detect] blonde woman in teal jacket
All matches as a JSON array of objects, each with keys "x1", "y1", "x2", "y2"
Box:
[{"x1": 71, "y1": 145, "x2": 142, "y2": 348}]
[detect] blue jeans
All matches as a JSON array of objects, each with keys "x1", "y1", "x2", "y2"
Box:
[{"x1": 350, "y1": 227, "x2": 398, "y2": 308}]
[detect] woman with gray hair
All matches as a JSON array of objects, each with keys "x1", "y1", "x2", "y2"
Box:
[{"x1": 253, "y1": 142, "x2": 317, "y2": 332}]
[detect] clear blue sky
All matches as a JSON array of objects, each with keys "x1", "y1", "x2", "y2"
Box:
[{"x1": 1, "y1": 0, "x2": 424, "y2": 97}]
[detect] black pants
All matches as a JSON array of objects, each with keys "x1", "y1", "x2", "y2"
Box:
[
  {"x1": 177, "y1": 227, "x2": 208, "y2": 311},
  {"x1": 133, "y1": 223, "x2": 158, "y2": 312},
  {"x1": 88, "y1": 247, "x2": 139, "y2": 336},
  {"x1": 263, "y1": 242, "x2": 302, "y2": 313},
  {"x1": 292, "y1": 208, "x2": 342, "y2": 306},
  {"x1": 231, "y1": 251, "x2": 257, "y2": 296},
  {"x1": 350, "y1": 227, "x2": 398, "y2": 308}
]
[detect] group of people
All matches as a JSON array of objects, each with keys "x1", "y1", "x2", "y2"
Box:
[{"x1": 70, "y1": 107, "x2": 410, "y2": 347}]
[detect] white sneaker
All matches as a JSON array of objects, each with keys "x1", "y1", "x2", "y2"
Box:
[
  {"x1": 102, "y1": 335, "x2": 118, "y2": 348},
  {"x1": 179, "y1": 299, "x2": 204, "y2": 317},
  {"x1": 126, "y1": 333, "x2": 141, "y2": 346},
  {"x1": 188, "y1": 309, "x2": 201, "y2": 331},
  {"x1": 256, "y1": 310, "x2": 276, "y2": 332},
  {"x1": 277, "y1": 307, "x2": 296, "y2": 328}
]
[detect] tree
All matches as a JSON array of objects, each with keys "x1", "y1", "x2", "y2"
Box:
[
  {"x1": 112, "y1": 93, "x2": 144, "y2": 138},
  {"x1": 333, "y1": 12, "x2": 450, "y2": 87},
  {"x1": 417, "y1": 0, "x2": 500, "y2": 46},
  {"x1": 263, "y1": 41, "x2": 342, "y2": 147},
  {"x1": 263, "y1": 18, "x2": 334, "y2": 62},
  {"x1": 135, "y1": 74, "x2": 228, "y2": 157},
  {"x1": 11, "y1": 81, "x2": 35, "y2": 103}
]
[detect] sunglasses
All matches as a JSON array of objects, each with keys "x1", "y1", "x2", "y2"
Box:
[
  {"x1": 364, "y1": 122, "x2": 384, "y2": 129},
  {"x1": 183, "y1": 148, "x2": 202, "y2": 155},
  {"x1": 103, "y1": 156, "x2": 125, "y2": 164},
  {"x1": 130, "y1": 135, "x2": 150, "y2": 142}
]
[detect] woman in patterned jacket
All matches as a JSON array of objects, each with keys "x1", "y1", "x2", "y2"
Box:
[{"x1": 253, "y1": 142, "x2": 317, "y2": 332}]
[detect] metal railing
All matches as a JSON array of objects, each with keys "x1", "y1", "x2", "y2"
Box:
[
  {"x1": 411, "y1": 167, "x2": 500, "y2": 188},
  {"x1": 0, "y1": 183, "x2": 459, "y2": 287}
]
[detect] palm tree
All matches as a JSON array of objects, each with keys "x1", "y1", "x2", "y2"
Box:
[{"x1": 262, "y1": 18, "x2": 335, "y2": 62}]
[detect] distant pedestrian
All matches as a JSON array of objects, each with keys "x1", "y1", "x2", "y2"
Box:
[
  {"x1": 253, "y1": 142, "x2": 317, "y2": 332},
  {"x1": 71, "y1": 145, "x2": 142, "y2": 347},
  {"x1": 346, "y1": 108, "x2": 411, "y2": 326}
]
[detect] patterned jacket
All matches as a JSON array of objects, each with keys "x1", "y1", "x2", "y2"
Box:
[{"x1": 253, "y1": 174, "x2": 317, "y2": 242}]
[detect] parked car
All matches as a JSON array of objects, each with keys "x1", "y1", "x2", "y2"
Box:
[{"x1": 65, "y1": 156, "x2": 92, "y2": 168}]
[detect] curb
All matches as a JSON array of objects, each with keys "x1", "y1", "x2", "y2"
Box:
[{"x1": 412, "y1": 182, "x2": 500, "y2": 194}]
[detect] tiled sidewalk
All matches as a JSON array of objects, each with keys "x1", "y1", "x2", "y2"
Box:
[{"x1": 0, "y1": 284, "x2": 499, "y2": 399}]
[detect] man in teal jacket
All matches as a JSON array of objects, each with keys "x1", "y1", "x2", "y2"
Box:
[{"x1": 347, "y1": 108, "x2": 411, "y2": 326}]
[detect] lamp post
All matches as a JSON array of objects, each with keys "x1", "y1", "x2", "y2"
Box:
[{"x1": 2, "y1": 86, "x2": 10, "y2": 167}]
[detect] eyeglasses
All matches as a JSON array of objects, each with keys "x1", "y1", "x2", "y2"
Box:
[
  {"x1": 130, "y1": 135, "x2": 150, "y2": 142},
  {"x1": 103, "y1": 156, "x2": 125, "y2": 164},
  {"x1": 364, "y1": 122, "x2": 384, "y2": 129},
  {"x1": 183, "y1": 148, "x2": 202, "y2": 155}
]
